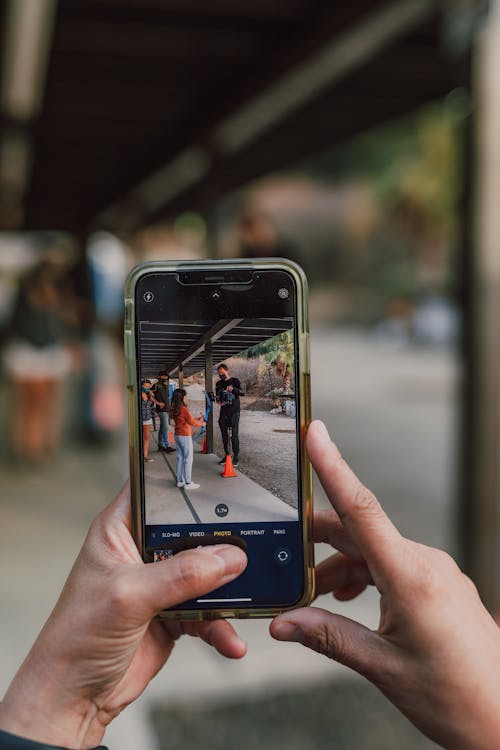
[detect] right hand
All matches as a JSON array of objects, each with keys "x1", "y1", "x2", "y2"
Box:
[{"x1": 270, "y1": 420, "x2": 500, "y2": 750}]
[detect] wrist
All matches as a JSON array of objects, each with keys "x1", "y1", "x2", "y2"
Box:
[{"x1": 0, "y1": 668, "x2": 105, "y2": 750}]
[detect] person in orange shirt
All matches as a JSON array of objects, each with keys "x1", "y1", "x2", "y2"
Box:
[{"x1": 169, "y1": 388, "x2": 206, "y2": 490}]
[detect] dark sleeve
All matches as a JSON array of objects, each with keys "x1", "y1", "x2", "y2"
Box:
[
  {"x1": 215, "y1": 380, "x2": 223, "y2": 401},
  {"x1": 232, "y1": 378, "x2": 244, "y2": 396},
  {"x1": 0, "y1": 730, "x2": 107, "y2": 750}
]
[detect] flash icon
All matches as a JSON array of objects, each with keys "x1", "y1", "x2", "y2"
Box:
[{"x1": 278, "y1": 288, "x2": 289, "y2": 299}]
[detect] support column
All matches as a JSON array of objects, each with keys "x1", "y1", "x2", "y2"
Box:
[
  {"x1": 204, "y1": 342, "x2": 214, "y2": 453},
  {"x1": 461, "y1": 0, "x2": 500, "y2": 612},
  {"x1": 178, "y1": 365, "x2": 184, "y2": 388}
]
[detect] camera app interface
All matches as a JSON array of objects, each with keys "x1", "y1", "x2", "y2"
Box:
[{"x1": 137, "y1": 275, "x2": 304, "y2": 609}]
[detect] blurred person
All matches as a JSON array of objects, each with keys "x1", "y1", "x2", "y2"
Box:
[
  {"x1": 2, "y1": 260, "x2": 75, "y2": 465},
  {"x1": 239, "y1": 210, "x2": 292, "y2": 259},
  {"x1": 0, "y1": 426, "x2": 499, "y2": 749},
  {"x1": 169, "y1": 388, "x2": 205, "y2": 490},
  {"x1": 141, "y1": 379, "x2": 163, "y2": 462},
  {"x1": 155, "y1": 372, "x2": 175, "y2": 453},
  {"x1": 215, "y1": 363, "x2": 244, "y2": 467}
]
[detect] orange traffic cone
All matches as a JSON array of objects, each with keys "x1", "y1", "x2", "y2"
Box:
[
  {"x1": 221, "y1": 455, "x2": 238, "y2": 478},
  {"x1": 202, "y1": 437, "x2": 207, "y2": 454},
  {"x1": 168, "y1": 431, "x2": 174, "y2": 444}
]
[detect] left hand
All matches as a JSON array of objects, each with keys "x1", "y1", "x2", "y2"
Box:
[
  {"x1": 270, "y1": 421, "x2": 500, "y2": 750},
  {"x1": 226, "y1": 385, "x2": 233, "y2": 391},
  {"x1": 0, "y1": 484, "x2": 247, "y2": 749}
]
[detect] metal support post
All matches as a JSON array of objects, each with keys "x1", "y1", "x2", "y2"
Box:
[
  {"x1": 204, "y1": 342, "x2": 214, "y2": 453},
  {"x1": 461, "y1": 1, "x2": 500, "y2": 612}
]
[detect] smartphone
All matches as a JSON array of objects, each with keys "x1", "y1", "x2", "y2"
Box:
[{"x1": 124, "y1": 258, "x2": 314, "y2": 619}]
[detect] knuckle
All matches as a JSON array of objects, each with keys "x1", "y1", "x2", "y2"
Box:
[
  {"x1": 175, "y1": 553, "x2": 207, "y2": 592},
  {"x1": 431, "y1": 547, "x2": 456, "y2": 569},
  {"x1": 109, "y1": 573, "x2": 134, "y2": 612},
  {"x1": 462, "y1": 572, "x2": 479, "y2": 595},
  {"x1": 88, "y1": 513, "x2": 105, "y2": 541},
  {"x1": 350, "y1": 483, "x2": 380, "y2": 519},
  {"x1": 305, "y1": 622, "x2": 347, "y2": 664},
  {"x1": 402, "y1": 543, "x2": 440, "y2": 599},
  {"x1": 410, "y1": 566, "x2": 439, "y2": 600},
  {"x1": 408, "y1": 555, "x2": 446, "y2": 602}
]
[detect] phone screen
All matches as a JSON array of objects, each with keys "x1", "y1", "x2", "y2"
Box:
[{"x1": 135, "y1": 268, "x2": 306, "y2": 612}]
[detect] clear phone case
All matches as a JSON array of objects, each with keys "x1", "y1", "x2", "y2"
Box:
[{"x1": 124, "y1": 258, "x2": 314, "y2": 619}]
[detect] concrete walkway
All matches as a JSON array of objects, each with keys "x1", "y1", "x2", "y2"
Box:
[{"x1": 145, "y1": 445, "x2": 297, "y2": 525}]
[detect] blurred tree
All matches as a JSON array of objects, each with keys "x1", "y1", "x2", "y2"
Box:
[
  {"x1": 243, "y1": 330, "x2": 294, "y2": 387},
  {"x1": 298, "y1": 97, "x2": 464, "y2": 320}
]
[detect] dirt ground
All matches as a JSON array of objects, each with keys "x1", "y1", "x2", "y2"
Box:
[{"x1": 184, "y1": 386, "x2": 298, "y2": 509}]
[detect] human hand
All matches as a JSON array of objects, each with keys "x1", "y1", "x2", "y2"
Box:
[
  {"x1": 0, "y1": 484, "x2": 247, "y2": 749},
  {"x1": 270, "y1": 421, "x2": 500, "y2": 750},
  {"x1": 226, "y1": 385, "x2": 233, "y2": 391}
]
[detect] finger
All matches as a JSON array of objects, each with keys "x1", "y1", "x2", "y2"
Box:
[
  {"x1": 99, "y1": 481, "x2": 132, "y2": 529},
  {"x1": 333, "y1": 580, "x2": 370, "y2": 601},
  {"x1": 315, "y1": 553, "x2": 373, "y2": 598},
  {"x1": 270, "y1": 607, "x2": 391, "y2": 683},
  {"x1": 314, "y1": 509, "x2": 362, "y2": 559},
  {"x1": 83, "y1": 482, "x2": 140, "y2": 567},
  {"x1": 129, "y1": 545, "x2": 247, "y2": 619},
  {"x1": 307, "y1": 421, "x2": 404, "y2": 584},
  {"x1": 181, "y1": 619, "x2": 247, "y2": 659}
]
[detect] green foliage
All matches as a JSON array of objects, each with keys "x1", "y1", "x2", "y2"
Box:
[
  {"x1": 305, "y1": 98, "x2": 463, "y2": 234},
  {"x1": 298, "y1": 96, "x2": 465, "y2": 312},
  {"x1": 241, "y1": 329, "x2": 294, "y2": 380}
]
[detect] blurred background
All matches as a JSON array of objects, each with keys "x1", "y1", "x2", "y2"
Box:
[{"x1": 1, "y1": 1, "x2": 499, "y2": 748}]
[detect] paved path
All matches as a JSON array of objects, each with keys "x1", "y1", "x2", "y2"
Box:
[{"x1": 145, "y1": 445, "x2": 297, "y2": 524}]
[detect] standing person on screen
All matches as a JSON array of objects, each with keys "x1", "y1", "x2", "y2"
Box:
[
  {"x1": 216, "y1": 363, "x2": 244, "y2": 467},
  {"x1": 141, "y1": 380, "x2": 160, "y2": 462},
  {"x1": 169, "y1": 388, "x2": 205, "y2": 490},
  {"x1": 156, "y1": 372, "x2": 175, "y2": 453}
]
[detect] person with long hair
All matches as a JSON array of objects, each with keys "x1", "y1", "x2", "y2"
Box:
[
  {"x1": 141, "y1": 379, "x2": 163, "y2": 462},
  {"x1": 169, "y1": 388, "x2": 205, "y2": 489}
]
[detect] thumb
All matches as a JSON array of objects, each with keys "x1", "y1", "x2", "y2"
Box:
[
  {"x1": 129, "y1": 545, "x2": 247, "y2": 619},
  {"x1": 270, "y1": 607, "x2": 389, "y2": 682}
]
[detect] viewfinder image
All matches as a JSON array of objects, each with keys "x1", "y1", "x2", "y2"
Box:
[{"x1": 138, "y1": 318, "x2": 299, "y2": 535}]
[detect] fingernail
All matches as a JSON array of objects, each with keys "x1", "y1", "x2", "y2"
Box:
[
  {"x1": 205, "y1": 544, "x2": 247, "y2": 573},
  {"x1": 272, "y1": 621, "x2": 304, "y2": 643},
  {"x1": 312, "y1": 420, "x2": 329, "y2": 440}
]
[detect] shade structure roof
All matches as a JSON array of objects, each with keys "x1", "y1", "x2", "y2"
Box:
[
  {"x1": 139, "y1": 317, "x2": 293, "y2": 377},
  {"x1": 0, "y1": 0, "x2": 481, "y2": 232}
]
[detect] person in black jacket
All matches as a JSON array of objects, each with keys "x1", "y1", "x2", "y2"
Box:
[
  {"x1": 215, "y1": 363, "x2": 244, "y2": 467},
  {"x1": 155, "y1": 372, "x2": 175, "y2": 453}
]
